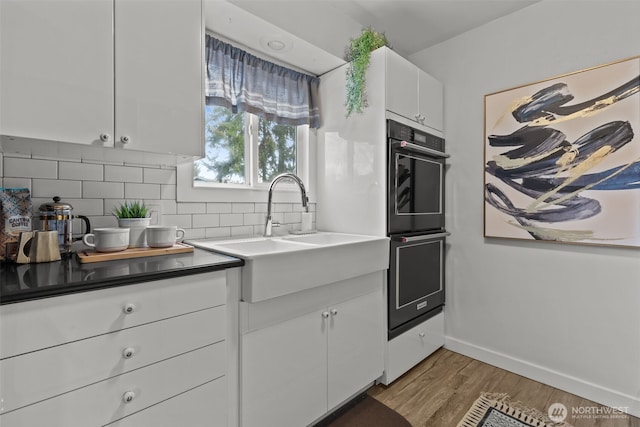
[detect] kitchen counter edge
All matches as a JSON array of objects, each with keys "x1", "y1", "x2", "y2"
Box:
[{"x1": 0, "y1": 247, "x2": 244, "y2": 305}]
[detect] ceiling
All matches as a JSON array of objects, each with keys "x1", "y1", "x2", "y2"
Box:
[{"x1": 205, "y1": 0, "x2": 539, "y2": 75}]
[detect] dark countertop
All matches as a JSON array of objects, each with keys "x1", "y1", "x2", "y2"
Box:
[{"x1": 0, "y1": 247, "x2": 243, "y2": 305}]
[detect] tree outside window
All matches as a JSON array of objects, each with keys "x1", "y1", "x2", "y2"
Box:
[{"x1": 194, "y1": 105, "x2": 297, "y2": 185}]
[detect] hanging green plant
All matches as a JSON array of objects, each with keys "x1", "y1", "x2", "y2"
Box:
[{"x1": 344, "y1": 27, "x2": 389, "y2": 117}]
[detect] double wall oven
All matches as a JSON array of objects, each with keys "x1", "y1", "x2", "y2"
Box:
[{"x1": 387, "y1": 119, "x2": 449, "y2": 340}]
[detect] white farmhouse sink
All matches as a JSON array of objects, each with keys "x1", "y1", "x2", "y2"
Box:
[{"x1": 188, "y1": 232, "x2": 389, "y2": 302}]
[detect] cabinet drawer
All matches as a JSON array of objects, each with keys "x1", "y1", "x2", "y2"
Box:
[
  {"x1": 384, "y1": 311, "x2": 444, "y2": 384},
  {"x1": 0, "y1": 306, "x2": 225, "y2": 414},
  {"x1": 0, "y1": 343, "x2": 225, "y2": 427},
  {"x1": 106, "y1": 378, "x2": 227, "y2": 427},
  {"x1": 0, "y1": 271, "x2": 226, "y2": 359}
]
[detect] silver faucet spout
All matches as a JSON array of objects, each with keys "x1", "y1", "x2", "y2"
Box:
[{"x1": 264, "y1": 173, "x2": 309, "y2": 237}]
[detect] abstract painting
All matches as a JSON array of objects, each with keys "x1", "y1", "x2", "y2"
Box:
[{"x1": 484, "y1": 56, "x2": 640, "y2": 247}]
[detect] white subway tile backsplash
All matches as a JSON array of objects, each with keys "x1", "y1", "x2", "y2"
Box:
[
  {"x1": 2, "y1": 177, "x2": 31, "y2": 191},
  {"x1": 219, "y1": 213, "x2": 244, "y2": 227},
  {"x1": 161, "y1": 184, "x2": 176, "y2": 199},
  {"x1": 184, "y1": 228, "x2": 206, "y2": 240},
  {"x1": 1, "y1": 148, "x2": 317, "y2": 239},
  {"x1": 244, "y1": 212, "x2": 265, "y2": 226},
  {"x1": 254, "y1": 203, "x2": 268, "y2": 213},
  {"x1": 125, "y1": 183, "x2": 160, "y2": 200},
  {"x1": 193, "y1": 213, "x2": 220, "y2": 228},
  {"x1": 207, "y1": 202, "x2": 232, "y2": 214},
  {"x1": 231, "y1": 225, "x2": 254, "y2": 236},
  {"x1": 144, "y1": 168, "x2": 176, "y2": 184},
  {"x1": 232, "y1": 203, "x2": 254, "y2": 213},
  {"x1": 62, "y1": 198, "x2": 104, "y2": 216},
  {"x1": 161, "y1": 214, "x2": 192, "y2": 228},
  {"x1": 284, "y1": 212, "x2": 302, "y2": 224},
  {"x1": 273, "y1": 203, "x2": 293, "y2": 213},
  {"x1": 84, "y1": 181, "x2": 125, "y2": 199},
  {"x1": 104, "y1": 165, "x2": 143, "y2": 183},
  {"x1": 32, "y1": 179, "x2": 82, "y2": 198},
  {"x1": 177, "y1": 202, "x2": 206, "y2": 214},
  {"x1": 205, "y1": 227, "x2": 231, "y2": 239},
  {"x1": 87, "y1": 215, "x2": 119, "y2": 229},
  {"x1": 59, "y1": 162, "x2": 103, "y2": 181},
  {"x1": 157, "y1": 199, "x2": 178, "y2": 215},
  {"x1": 5, "y1": 157, "x2": 57, "y2": 179}
]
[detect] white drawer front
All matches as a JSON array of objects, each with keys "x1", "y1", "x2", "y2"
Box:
[
  {"x1": 1, "y1": 271, "x2": 226, "y2": 359},
  {"x1": 1, "y1": 306, "x2": 225, "y2": 414},
  {"x1": 383, "y1": 311, "x2": 444, "y2": 385},
  {"x1": 105, "y1": 378, "x2": 227, "y2": 427},
  {"x1": 0, "y1": 343, "x2": 225, "y2": 427}
]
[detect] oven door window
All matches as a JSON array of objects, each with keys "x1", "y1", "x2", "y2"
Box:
[
  {"x1": 396, "y1": 240, "x2": 443, "y2": 308},
  {"x1": 395, "y1": 153, "x2": 442, "y2": 216}
]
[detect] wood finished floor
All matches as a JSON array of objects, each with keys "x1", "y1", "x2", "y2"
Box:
[{"x1": 368, "y1": 348, "x2": 639, "y2": 427}]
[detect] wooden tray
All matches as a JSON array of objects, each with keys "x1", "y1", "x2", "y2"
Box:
[{"x1": 77, "y1": 243, "x2": 194, "y2": 263}]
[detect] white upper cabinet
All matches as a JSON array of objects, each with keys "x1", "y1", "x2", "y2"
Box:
[
  {"x1": 114, "y1": 0, "x2": 203, "y2": 156},
  {"x1": 385, "y1": 48, "x2": 444, "y2": 132},
  {"x1": 0, "y1": 1, "x2": 114, "y2": 146},
  {"x1": 0, "y1": 0, "x2": 203, "y2": 157}
]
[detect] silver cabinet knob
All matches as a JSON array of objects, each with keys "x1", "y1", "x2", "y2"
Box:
[
  {"x1": 419, "y1": 332, "x2": 425, "y2": 338},
  {"x1": 122, "y1": 347, "x2": 135, "y2": 359},
  {"x1": 122, "y1": 391, "x2": 136, "y2": 404},
  {"x1": 322, "y1": 311, "x2": 330, "y2": 319},
  {"x1": 123, "y1": 303, "x2": 136, "y2": 314},
  {"x1": 120, "y1": 135, "x2": 131, "y2": 144},
  {"x1": 330, "y1": 309, "x2": 338, "y2": 316},
  {"x1": 99, "y1": 133, "x2": 111, "y2": 143}
]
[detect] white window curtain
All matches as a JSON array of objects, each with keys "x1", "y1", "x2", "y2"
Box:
[{"x1": 205, "y1": 35, "x2": 320, "y2": 128}]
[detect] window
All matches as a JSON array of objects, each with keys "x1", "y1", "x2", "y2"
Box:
[{"x1": 194, "y1": 105, "x2": 304, "y2": 188}]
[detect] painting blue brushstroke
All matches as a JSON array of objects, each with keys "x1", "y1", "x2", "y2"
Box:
[{"x1": 484, "y1": 70, "x2": 640, "y2": 242}]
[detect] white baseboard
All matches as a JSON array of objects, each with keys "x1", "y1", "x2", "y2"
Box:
[{"x1": 445, "y1": 336, "x2": 640, "y2": 419}]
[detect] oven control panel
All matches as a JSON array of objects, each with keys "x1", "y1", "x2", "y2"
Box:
[{"x1": 388, "y1": 119, "x2": 445, "y2": 153}]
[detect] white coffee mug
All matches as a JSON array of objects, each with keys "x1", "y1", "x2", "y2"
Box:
[
  {"x1": 146, "y1": 225, "x2": 185, "y2": 248},
  {"x1": 82, "y1": 228, "x2": 129, "y2": 252}
]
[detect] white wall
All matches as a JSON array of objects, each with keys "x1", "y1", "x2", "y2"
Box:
[{"x1": 410, "y1": 0, "x2": 640, "y2": 417}]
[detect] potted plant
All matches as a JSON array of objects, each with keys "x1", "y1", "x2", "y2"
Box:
[
  {"x1": 344, "y1": 27, "x2": 389, "y2": 117},
  {"x1": 113, "y1": 201, "x2": 151, "y2": 248}
]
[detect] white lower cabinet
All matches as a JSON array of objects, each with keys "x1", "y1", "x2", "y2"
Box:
[
  {"x1": 0, "y1": 344, "x2": 224, "y2": 427},
  {"x1": 105, "y1": 379, "x2": 227, "y2": 427},
  {"x1": 0, "y1": 270, "x2": 233, "y2": 427},
  {"x1": 242, "y1": 309, "x2": 328, "y2": 427},
  {"x1": 327, "y1": 290, "x2": 384, "y2": 410},
  {"x1": 240, "y1": 277, "x2": 384, "y2": 427},
  {"x1": 381, "y1": 311, "x2": 444, "y2": 385}
]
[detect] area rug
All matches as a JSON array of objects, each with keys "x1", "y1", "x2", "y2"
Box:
[
  {"x1": 317, "y1": 394, "x2": 411, "y2": 427},
  {"x1": 457, "y1": 393, "x2": 574, "y2": 427}
]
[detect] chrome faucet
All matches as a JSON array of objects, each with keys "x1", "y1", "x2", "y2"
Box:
[{"x1": 264, "y1": 173, "x2": 309, "y2": 237}]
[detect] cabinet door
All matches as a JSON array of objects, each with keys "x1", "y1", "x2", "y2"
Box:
[
  {"x1": 114, "y1": 0, "x2": 203, "y2": 156},
  {"x1": 327, "y1": 287, "x2": 384, "y2": 410},
  {"x1": 385, "y1": 49, "x2": 419, "y2": 122},
  {"x1": 418, "y1": 70, "x2": 444, "y2": 132},
  {"x1": 241, "y1": 310, "x2": 327, "y2": 427},
  {"x1": 0, "y1": 0, "x2": 114, "y2": 145}
]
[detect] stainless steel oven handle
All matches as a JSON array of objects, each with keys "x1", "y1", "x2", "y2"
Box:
[
  {"x1": 395, "y1": 141, "x2": 450, "y2": 158},
  {"x1": 398, "y1": 232, "x2": 451, "y2": 243}
]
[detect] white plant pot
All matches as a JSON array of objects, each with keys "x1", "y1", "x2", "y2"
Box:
[{"x1": 117, "y1": 217, "x2": 151, "y2": 248}]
